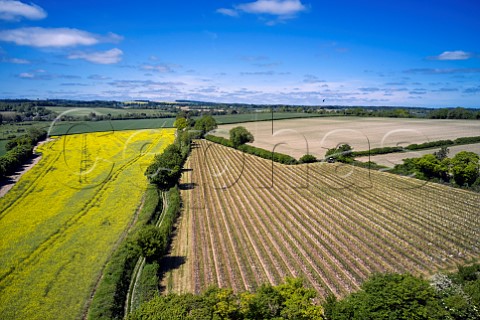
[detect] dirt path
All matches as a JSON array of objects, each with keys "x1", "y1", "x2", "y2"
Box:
[{"x1": 0, "y1": 139, "x2": 53, "y2": 198}]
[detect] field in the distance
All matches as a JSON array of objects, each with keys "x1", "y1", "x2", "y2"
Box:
[
  {"x1": 163, "y1": 140, "x2": 479, "y2": 298},
  {"x1": 0, "y1": 129, "x2": 175, "y2": 319},
  {"x1": 217, "y1": 117, "x2": 480, "y2": 159},
  {"x1": 45, "y1": 106, "x2": 174, "y2": 117}
]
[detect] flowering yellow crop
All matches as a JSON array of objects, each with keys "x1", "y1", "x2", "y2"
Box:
[{"x1": 0, "y1": 129, "x2": 175, "y2": 319}]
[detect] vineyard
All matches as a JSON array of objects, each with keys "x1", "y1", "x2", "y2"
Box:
[
  {"x1": 165, "y1": 140, "x2": 480, "y2": 298},
  {"x1": 0, "y1": 129, "x2": 175, "y2": 319}
]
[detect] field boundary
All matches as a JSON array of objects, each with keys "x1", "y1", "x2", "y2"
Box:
[
  {"x1": 82, "y1": 194, "x2": 146, "y2": 319},
  {"x1": 125, "y1": 191, "x2": 167, "y2": 315}
]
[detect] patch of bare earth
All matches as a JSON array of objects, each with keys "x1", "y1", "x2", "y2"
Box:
[{"x1": 217, "y1": 117, "x2": 480, "y2": 159}]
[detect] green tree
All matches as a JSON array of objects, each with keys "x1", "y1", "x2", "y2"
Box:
[
  {"x1": 134, "y1": 226, "x2": 166, "y2": 261},
  {"x1": 194, "y1": 115, "x2": 217, "y2": 137},
  {"x1": 145, "y1": 144, "x2": 183, "y2": 189},
  {"x1": 229, "y1": 126, "x2": 254, "y2": 147},
  {"x1": 330, "y1": 273, "x2": 445, "y2": 319},
  {"x1": 299, "y1": 154, "x2": 317, "y2": 164},
  {"x1": 450, "y1": 151, "x2": 480, "y2": 186},
  {"x1": 128, "y1": 277, "x2": 324, "y2": 320},
  {"x1": 434, "y1": 146, "x2": 449, "y2": 161},
  {"x1": 325, "y1": 144, "x2": 353, "y2": 163},
  {"x1": 174, "y1": 117, "x2": 188, "y2": 131},
  {"x1": 413, "y1": 154, "x2": 449, "y2": 180},
  {"x1": 431, "y1": 265, "x2": 480, "y2": 319},
  {"x1": 276, "y1": 277, "x2": 324, "y2": 320}
]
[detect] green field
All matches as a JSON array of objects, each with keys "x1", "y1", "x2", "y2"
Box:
[
  {"x1": 212, "y1": 112, "x2": 337, "y2": 124},
  {"x1": 42, "y1": 113, "x2": 334, "y2": 136},
  {"x1": 0, "y1": 113, "x2": 333, "y2": 154},
  {"x1": 46, "y1": 118, "x2": 175, "y2": 135},
  {"x1": 45, "y1": 106, "x2": 173, "y2": 117}
]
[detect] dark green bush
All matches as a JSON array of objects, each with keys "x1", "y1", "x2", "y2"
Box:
[
  {"x1": 206, "y1": 135, "x2": 298, "y2": 165},
  {"x1": 299, "y1": 154, "x2": 317, "y2": 163}
]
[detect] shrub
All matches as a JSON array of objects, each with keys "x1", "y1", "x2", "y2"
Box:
[
  {"x1": 299, "y1": 154, "x2": 317, "y2": 163},
  {"x1": 206, "y1": 135, "x2": 298, "y2": 165},
  {"x1": 229, "y1": 126, "x2": 254, "y2": 147},
  {"x1": 325, "y1": 144, "x2": 353, "y2": 163},
  {"x1": 134, "y1": 226, "x2": 166, "y2": 262}
]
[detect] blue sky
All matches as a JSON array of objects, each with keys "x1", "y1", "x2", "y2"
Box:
[{"x1": 0, "y1": 0, "x2": 479, "y2": 107}]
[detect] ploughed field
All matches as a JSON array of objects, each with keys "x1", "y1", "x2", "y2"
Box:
[
  {"x1": 217, "y1": 117, "x2": 480, "y2": 159},
  {"x1": 0, "y1": 129, "x2": 175, "y2": 319},
  {"x1": 164, "y1": 140, "x2": 480, "y2": 298}
]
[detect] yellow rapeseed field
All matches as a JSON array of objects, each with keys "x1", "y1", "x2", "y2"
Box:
[{"x1": 0, "y1": 129, "x2": 175, "y2": 319}]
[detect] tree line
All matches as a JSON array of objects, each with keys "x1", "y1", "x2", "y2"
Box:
[
  {"x1": 205, "y1": 125, "x2": 298, "y2": 165},
  {"x1": 391, "y1": 148, "x2": 480, "y2": 190},
  {"x1": 127, "y1": 264, "x2": 480, "y2": 319},
  {"x1": 88, "y1": 122, "x2": 195, "y2": 319},
  {"x1": 321, "y1": 142, "x2": 480, "y2": 191},
  {"x1": 0, "y1": 127, "x2": 46, "y2": 179},
  {"x1": 351, "y1": 136, "x2": 480, "y2": 157}
]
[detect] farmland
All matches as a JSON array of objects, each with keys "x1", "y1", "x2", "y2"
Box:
[
  {"x1": 217, "y1": 117, "x2": 480, "y2": 159},
  {"x1": 357, "y1": 143, "x2": 480, "y2": 167},
  {"x1": 164, "y1": 140, "x2": 480, "y2": 298},
  {"x1": 0, "y1": 129, "x2": 175, "y2": 319},
  {"x1": 0, "y1": 122, "x2": 51, "y2": 156},
  {"x1": 0, "y1": 112, "x2": 326, "y2": 155},
  {"x1": 45, "y1": 106, "x2": 174, "y2": 117}
]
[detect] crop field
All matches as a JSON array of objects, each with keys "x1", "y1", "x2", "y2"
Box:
[
  {"x1": 357, "y1": 143, "x2": 480, "y2": 167},
  {"x1": 0, "y1": 129, "x2": 175, "y2": 319},
  {"x1": 44, "y1": 113, "x2": 330, "y2": 136},
  {"x1": 212, "y1": 112, "x2": 335, "y2": 125},
  {"x1": 46, "y1": 118, "x2": 176, "y2": 136},
  {"x1": 164, "y1": 140, "x2": 480, "y2": 298},
  {"x1": 45, "y1": 106, "x2": 175, "y2": 117},
  {"x1": 217, "y1": 117, "x2": 480, "y2": 159}
]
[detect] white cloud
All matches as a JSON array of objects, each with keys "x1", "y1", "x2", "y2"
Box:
[
  {"x1": 303, "y1": 74, "x2": 325, "y2": 83},
  {"x1": 217, "y1": 8, "x2": 239, "y2": 17},
  {"x1": 430, "y1": 50, "x2": 473, "y2": 60},
  {"x1": 236, "y1": 0, "x2": 306, "y2": 16},
  {"x1": 0, "y1": 0, "x2": 46, "y2": 21},
  {"x1": 0, "y1": 27, "x2": 122, "y2": 48},
  {"x1": 141, "y1": 63, "x2": 180, "y2": 73},
  {"x1": 218, "y1": 0, "x2": 306, "y2": 23},
  {"x1": 88, "y1": 74, "x2": 111, "y2": 80},
  {"x1": 18, "y1": 72, "x2": 34, "y2": 78},
  {"x1": 8, "y1": 57, "x2": 30, "y2": 64},
  {"x1": 16, "y1": 69, "x2": 55, "y2": 80},
  {"x1": 68, "y1": 48, "x2": 123, "y2": 64},
  {"x1": 1, "y1": 56, "x2": 30, "y2": 64}
]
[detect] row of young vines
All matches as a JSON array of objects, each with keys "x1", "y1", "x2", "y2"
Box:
[{"x1": 169, "y1": 140, "x2": 480, "y2": 299}]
